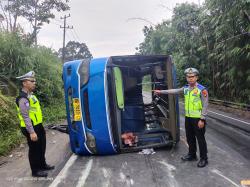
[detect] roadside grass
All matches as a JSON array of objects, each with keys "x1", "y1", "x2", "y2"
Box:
[
  {"x1": 0, "y1": 129, "x2": 23, "y2": 155},
  {"x1": 42, "y1": 99, "x2": 66, "y2": 124},
  {"x1": 0, "y1": 93, "x2": 21, "y2": 155}
]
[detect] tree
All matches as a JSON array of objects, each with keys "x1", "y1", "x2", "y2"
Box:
[
  {"x1": 58, "y1": 41, "x2": 93, "y2": 62},
  {"x1": 0, "y1": 0, "x2": 70, "y2": 44},
  {"x1": 202, "y1": 0, "x2": 250, "y2": 102},
  {"x1": 137, "y1": 0, "x2": 250, "y2": 103}
]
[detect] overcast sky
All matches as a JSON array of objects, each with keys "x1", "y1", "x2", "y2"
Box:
[{"x1": 37, "y1": 0, "x2": 202, "y2": 58}]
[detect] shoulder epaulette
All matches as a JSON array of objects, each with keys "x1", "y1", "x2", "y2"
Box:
[{"x1": 197, "y1": 83, "x2": 205, "y2": 90}]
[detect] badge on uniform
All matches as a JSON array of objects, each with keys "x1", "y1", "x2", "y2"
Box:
[
  {"x1": 184, "y1": 89, "x2": 188, "y2": 95},
  {"x1": 202, "y1": 89, "x2": 208, "y2": 97},
  {"x1": 25, "y1": 101, "x2": 30, "y2": 107},
  {"x1": 193, "y1": 89, "x2": 198, "y2": 94}
]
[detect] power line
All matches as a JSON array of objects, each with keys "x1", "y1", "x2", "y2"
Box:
[
  {"x1": 69, "y1": 29, "x2": 79, "y2": 41},
  {"x1": 72, "y1": 28, "x2": 81, "y2": 41},
  {"x1": 66, "y1": 30, "x2": 77, "y2": 41},
  {"x1": 126, "y1": 17, "x2": 155, "y2": 26}
]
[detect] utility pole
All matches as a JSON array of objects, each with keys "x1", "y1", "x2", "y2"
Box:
[{"x1": 60, "y1": 14, "x2": 73, "y2": 63}]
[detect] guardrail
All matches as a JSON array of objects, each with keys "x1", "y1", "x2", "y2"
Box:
[{"x1": 209, "y1": 98, "x2": 250, "y2": 111}]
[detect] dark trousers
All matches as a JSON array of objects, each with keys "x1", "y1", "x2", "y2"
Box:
[
  {"x1": 21, "y1": 124, "x2": 47, "y2": 173},
  {"x1": 185, "y1": 117, "x2": 208, "y2": 159}
]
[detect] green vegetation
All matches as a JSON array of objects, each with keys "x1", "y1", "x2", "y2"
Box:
[
  {"x1": 0, "y1": 0, "x2": 69, "y2": 44},
  {"x1": 58, "y1": 41, "x2": 93, "y2": 62},
  {"x1": 137, "y1": 0, "x2": 250, "y2": 104},
  {"x1": 0, "y1": 1, "x2": 93, "y2": 156},
  {"x1": 142, "y1": 75, "x2": 152, "y2": 92},
  {"x1": 0, "y1": 92, "x2": 23, "y2": 155},
  {"x1": 0, "y1": 32, "x2": 67, "y2": 155},
  {"x1": 42, "y1": 100, "x2": 66, "y2": 123}
]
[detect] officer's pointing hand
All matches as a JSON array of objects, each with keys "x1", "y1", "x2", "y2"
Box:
[
  {"x1": 153, "y1": 90, "x2": 161, "y2": 94},
  {"x1": 30, "y1": 132, "x2": 38, "y2": 141}
]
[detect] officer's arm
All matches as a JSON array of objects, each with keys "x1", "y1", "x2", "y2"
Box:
[
  {"x1": 200, "y1": 89, "x2": 209, "y2": 120},
  {"x1": 154, "y1": 87, "x2": 184, "y2": 94},
  {"x1": 19, "y1": 98, "x2": 35, "y2": 134}
]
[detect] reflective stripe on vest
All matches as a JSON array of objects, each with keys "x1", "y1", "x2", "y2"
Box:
[
  {"x1": 16, "y1": 95, "x2": 43, "y2": 127},
  {"x1": 184, "y1": 85, "x2": 203, "y2": 118}
]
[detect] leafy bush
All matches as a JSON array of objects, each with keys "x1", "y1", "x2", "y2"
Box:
[
  {"x1": 0, "y1": 32, "x2": 64, "y2": 104},
  {"x1": 0, "y1": 93, "x2": 18, "y2": 134},
  {"x1": 0, "y1": 93, "x2": 23, "y2": 155},
  {"x1": 0, "y1": 32, "x2": 66, "y2": 155},
  {"x1": 42, "y1": 99, "x2": 66, "y2": 123}
]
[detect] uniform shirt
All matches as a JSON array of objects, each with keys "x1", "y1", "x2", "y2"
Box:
[
  {"x1": 18, "y1": 92, "x2": 35, "y2": 134},
  {"x1": 160, "y1": 84, "x2": 208, "y2": 119}
]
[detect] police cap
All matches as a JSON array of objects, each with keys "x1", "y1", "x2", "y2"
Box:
[
  {"x1": 184, "y1": 68, "x2": 199, "y2": 75},
  {"x1": 16, "y1": 71, "x2": 35, "y2": 81}
]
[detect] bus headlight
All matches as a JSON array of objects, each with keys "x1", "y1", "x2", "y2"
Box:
[
  {"x1": 86, "y1": 132, "x2": 97, "y2": 154},
  {"x1": 78, "y1": 59, "x2": 90, "y2": 88}
]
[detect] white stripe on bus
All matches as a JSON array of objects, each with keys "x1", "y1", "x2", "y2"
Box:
[
  {"x1": 104, "y1": 58, "x2": 117, "y2": 152},
  {"x1": 76, "y1": 62, "x2": 92, "y2": 154}
]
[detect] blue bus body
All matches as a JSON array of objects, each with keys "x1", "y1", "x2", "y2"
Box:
[{"x1": 63, "y1": 55, "x2": 179, "y2": 155}]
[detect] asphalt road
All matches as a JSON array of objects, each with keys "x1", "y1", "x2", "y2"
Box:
[
  {"x1": 47, "y1": 109, "x2": 250, "y2": 187},
  {"x1": 1, "y1": 98, "x2": 250, "y2": 187}
]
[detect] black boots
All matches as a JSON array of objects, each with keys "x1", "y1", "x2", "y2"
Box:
[
  {"x1": 32, "y1": 164, "x2": 55, "y2": 177},
  {"x1": 32, "y1": 171, "x2": 48, "y2": 177},
  {"x1": 181, "y1": 154, "x2": 208, "y2": 167},
  {"x1": 197, "y1": 159, "x2": 208, "y2": 168},
  {"x1": 181, "y1": 154, "x2": 198, "y2": 161},
  {"x1": 41, "y1": 164, "x2": 55, "y2": 170}
]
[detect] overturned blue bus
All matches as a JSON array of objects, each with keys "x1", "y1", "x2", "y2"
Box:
[{"x1": 62, "y1": 55, "x2": 180, "y2": 155}]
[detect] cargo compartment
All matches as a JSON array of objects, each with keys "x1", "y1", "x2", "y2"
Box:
[{"x1": 107, "y1": 55, "x2": 179, "y2": 152}]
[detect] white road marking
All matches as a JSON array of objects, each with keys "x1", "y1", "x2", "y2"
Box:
[
  {"x1": 49, "y1": 154, "x2": 78, "y2": 187},
  {"x1": 158, "y1": 160, "x2": 178, "y2": 186},
  {"x1": 102, "y1": 168, "x2": 111, "y2": 178},
  {"x1": 102, "y1": 168, "x2": 112, "y2": 187},
  {"x1": 130, "y1": 179, "x2": 134, "y2": 185},
  {"x1": 158, "y1": 161, "x2": 176, "y2": 171},
  {"x1": 119, "y1": 172, "x2": 134, "y2": 186},
  {"x1": 76, "y1": 159, "x2": 93, "y2": 187},
  {"x1": 179, "y1": 101, "x2": 250, "y2": 125},
  {"x1": 119, "y1": 172, "x2": 126, "y2": 180},
  {"x1": 121, "y1": 161, "x2": 128, "y2": 169},
  {"x1": 211, "y1": 169, "x2": 241, "y2": 187},
  {"x1": 208, "y1": 110, "x2": 250, "y2": 125}
]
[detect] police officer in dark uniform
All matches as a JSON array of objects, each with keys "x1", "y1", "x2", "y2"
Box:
[
  {"x1": 16, "y1": 71, "x2": 55, "y2": 177},
  {"x1": 154, "y1": 68, "x2": 208, "y2": 167}
]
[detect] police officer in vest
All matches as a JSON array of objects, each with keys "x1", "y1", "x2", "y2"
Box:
[
  {"x1": 16, "y1": 71, "x2": 55, "y2": 177},
  {"x1": 154, "y1": 68, "x2": 208, "y2": 167}
]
